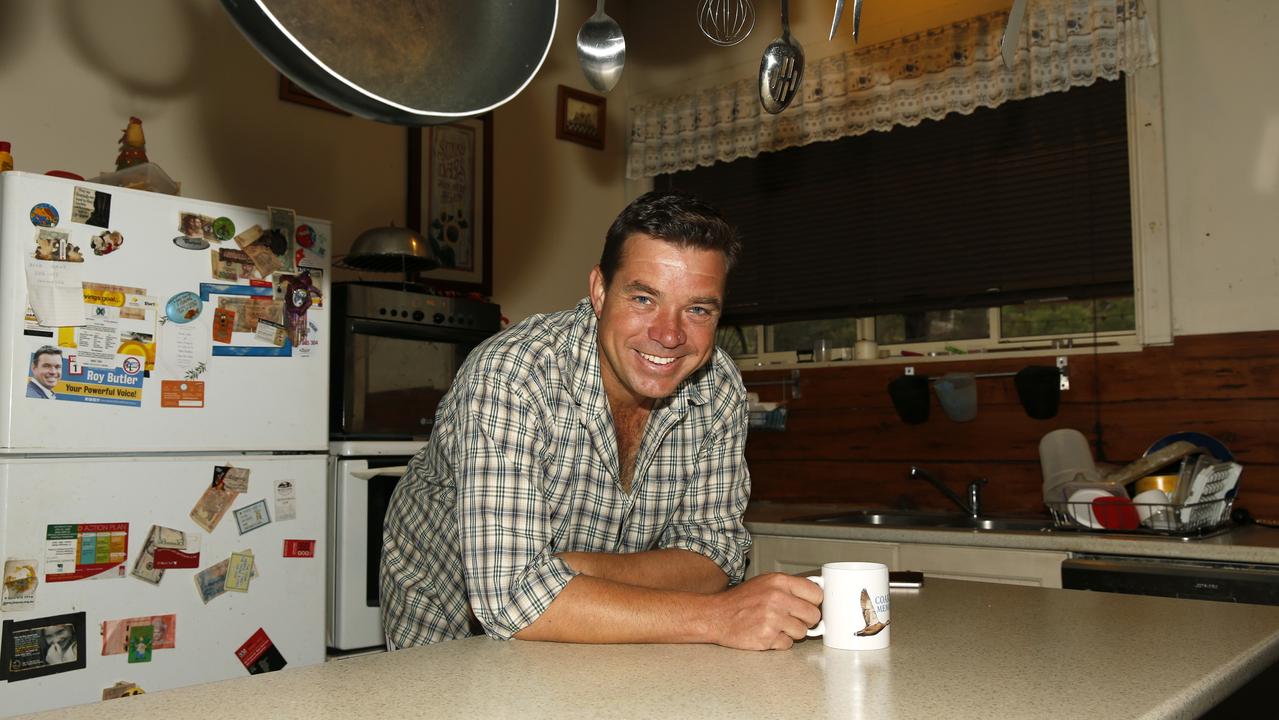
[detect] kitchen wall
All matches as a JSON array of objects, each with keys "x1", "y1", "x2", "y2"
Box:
[{"x1": 0, "y1": 0, "x2": 628, "y2": 324}]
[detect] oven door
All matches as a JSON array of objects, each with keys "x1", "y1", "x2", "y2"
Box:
[
  {"x1": 332, "y1": 318, "x2": 490, "y2": 439},
  {"x1": 327, "y1": 455, "x2": 411, "y2": 651}
]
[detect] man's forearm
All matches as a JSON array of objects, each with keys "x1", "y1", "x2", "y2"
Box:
[
  {"x1": 512, "y1": 575, "x2": 716, "y2": 644},
  {"x1": 510, "y1": 571, "x2": 823, "y2": 650},
  {"x1": 557, "y1": 548, "x2": 728, "y2": 594}
]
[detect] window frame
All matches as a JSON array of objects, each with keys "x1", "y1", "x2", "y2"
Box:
[{"x1": 715, "y1": 21, "x2": 1171, "y2": 370}]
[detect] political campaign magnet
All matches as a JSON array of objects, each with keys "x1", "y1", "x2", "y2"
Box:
[{"x1": 165, "y1": 292, "x2": 203, "y2": 323}]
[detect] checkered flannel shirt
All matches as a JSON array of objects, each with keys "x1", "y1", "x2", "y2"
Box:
[{"x1": 380, "y1": 298, "x2": 752, "y2": 647}]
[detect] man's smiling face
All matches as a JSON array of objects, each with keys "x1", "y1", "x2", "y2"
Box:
[{"x1": 590, "y1": 233, "x2": 727, "y2": 410}]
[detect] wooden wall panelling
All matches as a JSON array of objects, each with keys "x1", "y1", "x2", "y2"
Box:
[{"x1": 743, "y1": 331, "x2": 1279, "y2": 522}]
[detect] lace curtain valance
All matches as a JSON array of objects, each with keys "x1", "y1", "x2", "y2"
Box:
[{"x1": 626, "y1": 0, "x2": 1158, "y2": 179}]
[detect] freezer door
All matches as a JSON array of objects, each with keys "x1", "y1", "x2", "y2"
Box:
[
  {"x1": 0, "y1": 172, "x2": 330, "y2": 452},
  {"x1": 0, "y1": 454, "x2": 325, "y2": 716}
]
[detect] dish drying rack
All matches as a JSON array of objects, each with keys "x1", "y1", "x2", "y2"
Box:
[{"x1": 1046, "y1": 459, "x2": 1242, "y2": 537}]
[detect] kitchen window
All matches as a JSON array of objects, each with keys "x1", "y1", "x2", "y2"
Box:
[{"x1": 660, "y1": 77, "x2": 1141, "y2": 363}]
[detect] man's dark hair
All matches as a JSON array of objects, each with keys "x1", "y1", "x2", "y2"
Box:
[
  {"x1": 31, "y1": 345, "x2": 62, "y2": 366},
  {"x1": 598, "y1": 190, "x2": 740, "y2": 286}
]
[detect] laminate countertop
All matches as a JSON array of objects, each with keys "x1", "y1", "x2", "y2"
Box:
[
  {"x1": 745, "y1": 502, "x2": 1279, "y2": 564},
  {"x1": 16, "y1": 579, "x2": 1279, "y2": 720}
]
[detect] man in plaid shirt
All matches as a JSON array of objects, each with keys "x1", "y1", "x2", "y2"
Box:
[{"x1": 381, "y1": 191, "x2": 821, "y2": 650}]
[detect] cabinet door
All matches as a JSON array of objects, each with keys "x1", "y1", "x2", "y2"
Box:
[
  {"x1": 748, "y1": 535, "x2": 900, "y2": 578},
  {"x1": 897, "y1": 544, "x2": 1067, "y2": 588}
]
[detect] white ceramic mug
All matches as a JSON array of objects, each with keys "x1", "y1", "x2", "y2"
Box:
[
  {"x1": 805, "y1": 562, "x2": 891, "y2": 650},
  {"x1": 854, "y1": 339, "x2": 878, "y2": 360}
]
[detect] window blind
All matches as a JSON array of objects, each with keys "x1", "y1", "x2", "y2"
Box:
[{"x1": 658, "y1": 78, "x2": 1133, "y2": 326}]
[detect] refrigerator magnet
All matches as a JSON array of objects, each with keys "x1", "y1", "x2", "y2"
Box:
[
  {"x1": 223, "y1": 552, "x2": 254, "y2": 592},
  {"x1": 233, "y1": 499, "x2": 272, "y2": 535},
  {"x1": 89, "y1": 229, "x2": 124, "y2": 256},
  {"x1": 283, "y1": 539, "x2": 315, "y2": 558},
  {"x1": 254, "y1": 319, "x2": 286, "y2": 347},
  {"x1": 0, "y1": 611, "x2": 87, "y2": 682},
  {"x1": 211, "y1": 216, "x2": 236, "y2": 242},
  {"x1": 213, "y1": 466, "x2": 251, "y2": 493},
  {"x1": 101, "y1": 614, "x2": 176, "y2": 656},
  {"x1": 274, "y1": 479, "x2": 296, "y2": 521},
  {"x1": 29, "y1": 203, "x2": 59, "y2": 227},
  {"x1": 212, "y1": 307, "x2": 235, "y2": 343},
  {"x1": 235, "y1": 628, "x2": 287, "y2": 675},
  {"x1": 126, "y1": 625, "x2": 153, "y2": 663},
  {"x1": 173, "y1": 234, "x2": 209, "y2": 250},
  {"x1": 71, "y1": 186, "x2": 111, "y2": 227},
  {"x1": 2, "y1": 559, "x2": 40, "y2": 611},
  {"x1": 179, "y1": 212, "x2": 215, "y2": 241},
  {"x1": 152, "y1": 531, "x2": 201, "y2": 569},
  {"x1": 165, "y1": 292, "x2": 203, "y2": 323},
  {"x1": 102, "y1": 681, "x2": 145, "y2": 700},
  {"x1": 160, "y1": 380, "x2": 204, "y2": 408}
]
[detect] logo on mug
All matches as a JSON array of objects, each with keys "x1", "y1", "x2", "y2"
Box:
[{"x1": 855, "y1": 588, "x2": 890, "y2": 637}]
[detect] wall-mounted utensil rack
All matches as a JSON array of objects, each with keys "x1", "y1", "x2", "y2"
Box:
[{"x1": 903, "y1": 356, "x2": 1070, "y2": 391}]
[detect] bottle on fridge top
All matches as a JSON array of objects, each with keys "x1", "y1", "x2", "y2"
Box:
[{"x1": 0, "y1": 141, "x2": 13, "y2": 172}]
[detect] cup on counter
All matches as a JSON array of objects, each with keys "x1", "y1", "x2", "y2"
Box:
[
  {"x1": 854, "y1": 339, "x2": 878, "y2": 361},
  {"x1": 805, "y1": 562, "x2": 890, "y2": 650},
  {"x1": 813, "y1": 338, "x2": 832, "y2": 363}
]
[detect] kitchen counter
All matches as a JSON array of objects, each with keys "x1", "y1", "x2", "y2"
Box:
[
  {"x1": 16, "y1": 579, "x2": 1279, "y2": 720},
  {"x1": 746, "y1": 502, "x2": 1279, "y2": 564}
]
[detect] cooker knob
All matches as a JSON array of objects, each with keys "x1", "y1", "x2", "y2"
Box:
[
  {"x1": 412, "y1": 310, "x2": 424, "y2": 321},
  {"x1": 433, "y1": 312, "x2": 445, "y2": 324}
]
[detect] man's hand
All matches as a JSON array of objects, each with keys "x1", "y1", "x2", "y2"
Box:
[{"x1": 705, "y1": 572, "x2": 823, "y2": 650}]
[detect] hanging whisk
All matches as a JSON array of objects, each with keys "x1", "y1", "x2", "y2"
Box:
[{"x1": 697, "y1": 0, "x2": 755, "y2": 47}]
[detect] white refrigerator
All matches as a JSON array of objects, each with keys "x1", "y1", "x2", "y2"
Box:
[{"x1": 0, "y1": 172, "x2": 330, "y2": 716}]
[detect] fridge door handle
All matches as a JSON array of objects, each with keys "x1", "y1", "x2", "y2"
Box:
[{"x1": 350, "y1": 466, "x2": 408, "y2": 480}]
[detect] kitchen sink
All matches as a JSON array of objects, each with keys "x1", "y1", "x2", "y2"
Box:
[{"x1": 784, "y1": 510, "x2": 1055, "y2": 533}]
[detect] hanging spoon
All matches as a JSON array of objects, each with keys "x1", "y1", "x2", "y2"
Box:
[
  {"x1": 759, "y1": 0, "x2": 804, "y2": 113},
  {"x1": 577, "y1": 0, "x2": 626, "y2": 93}
]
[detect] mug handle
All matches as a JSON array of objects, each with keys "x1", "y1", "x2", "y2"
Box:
[{"x1": 805, "y1": 575, "x2": 824, "y2": 637}]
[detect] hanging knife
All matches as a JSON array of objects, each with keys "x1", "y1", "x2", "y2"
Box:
[
  {"x1": 829, "y1": 0, "x2": 844, "y2": 41},
  {"x1": 1000, "y1": 0, "x2": 1028, "y2": 68}
]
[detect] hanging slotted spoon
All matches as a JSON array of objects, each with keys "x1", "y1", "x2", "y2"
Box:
[
  {"x1": 576, "y1": 0, "x2": 626, "y2": 93},
  {"x1": 758, "y1": 0, "x2": 804, "y2": 114},
  {"x1": 697, "y1": 0, "x2": 755, "y2": 47}
]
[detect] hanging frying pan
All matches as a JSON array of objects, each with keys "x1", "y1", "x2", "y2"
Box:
[{"x1": 220, "y1": 0, "x2": 558, "y2": 125}]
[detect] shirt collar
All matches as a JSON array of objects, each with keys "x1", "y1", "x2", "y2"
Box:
[
  {"x1": 561, "y1": 298, "x2": 715, "y2": 417},
  {"x1": 31, "y1": 380, "x2": 55, "y2": 399}
]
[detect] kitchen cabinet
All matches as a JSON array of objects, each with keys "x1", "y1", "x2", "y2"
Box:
[
  {"x1": 897, "y1": 543, "x2": 1066, "y2": 588},
  {"x1": 748, "y1": 534, "x2": 1066, "y2": 588},
  {"x1": 748, "y1": 535, "x2": 900, "y2": 577}
]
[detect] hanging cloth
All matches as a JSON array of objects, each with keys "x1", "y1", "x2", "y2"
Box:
[{"x1": 627, "y1": 0, "x2": 1158, "y2": 179}]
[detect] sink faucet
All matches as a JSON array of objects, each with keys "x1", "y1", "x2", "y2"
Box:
[{"x1": 909, "y1": 466, "x2": 988, "y2": 518}]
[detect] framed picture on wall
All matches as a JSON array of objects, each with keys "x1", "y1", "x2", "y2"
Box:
[
  {"x1": 556, "y1": 85, "x2": 605, "y2": 150},
  {"x1": 277, "y1": 74, "x2": 349, "y2": 116},
  {"x1": 407, "y1": 113, "x2": 493, "y2": 295}
]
